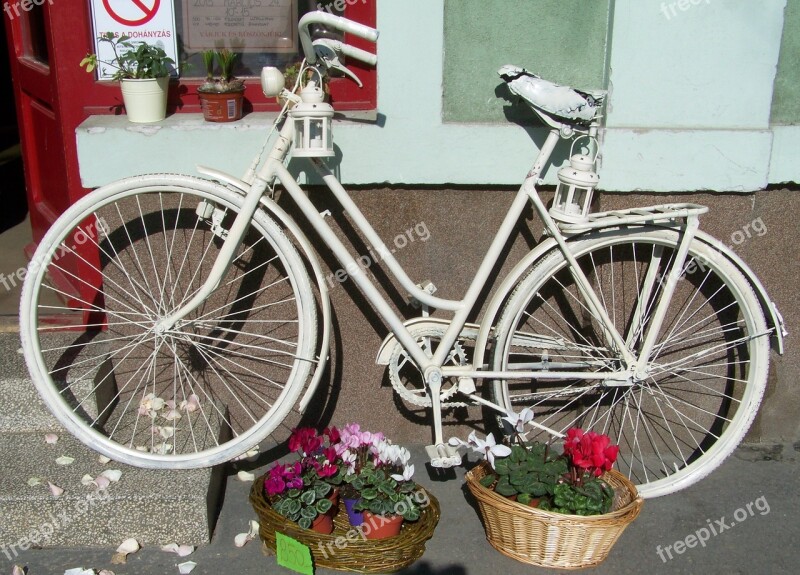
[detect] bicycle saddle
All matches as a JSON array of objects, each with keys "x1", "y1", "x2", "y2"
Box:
[{"x1": 498, "y1": 65, "x2": 606, "y2": 125}]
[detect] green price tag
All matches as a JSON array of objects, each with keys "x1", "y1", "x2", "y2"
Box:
[{"x1": 276, "y1": 531, "x2": 314, "y2": 575}]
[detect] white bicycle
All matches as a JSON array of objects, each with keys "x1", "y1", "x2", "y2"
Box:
[{"x1": 20, "y1": 12, "x2": 785, "y2": 498}]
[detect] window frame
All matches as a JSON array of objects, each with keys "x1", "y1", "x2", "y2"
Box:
[{"x1": 79, "y1": 0, "x2": 376, "y2": 116}]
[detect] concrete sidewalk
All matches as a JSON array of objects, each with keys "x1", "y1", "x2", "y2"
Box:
[{"x1": 2, "y1": 442, "x2": 797, "y2": 575}]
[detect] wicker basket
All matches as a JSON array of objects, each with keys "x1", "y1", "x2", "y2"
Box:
[
  {"x1": 250, "y1": 474, "x2": 440, "y2": 573},
  {"x1": 465, "y1": 462, "x2": 643, "y2": 569}
]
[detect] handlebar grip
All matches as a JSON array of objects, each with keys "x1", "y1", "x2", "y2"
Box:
[
  {"x1": 299, "y1": 12, "x2": 379, "y2": 64},
  {"x1": 337, "y1": 42, "x2": 378, "y2": 67},
  {"x1": 337, "y1": 18, "x2": 379, "y2": 42}
]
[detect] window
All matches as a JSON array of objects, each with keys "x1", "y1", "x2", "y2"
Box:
[{"x1": 80, "y1": 0, "x2": 376, "y2": 115}]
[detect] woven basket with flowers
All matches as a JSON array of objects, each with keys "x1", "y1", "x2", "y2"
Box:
[{"x1": 453, "y1": 409, "x2": 643, "y2": 569}]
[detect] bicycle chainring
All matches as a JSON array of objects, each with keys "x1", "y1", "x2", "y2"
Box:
[{"x1": 387, "y1": 326, "x2": 470, "y2": 408}]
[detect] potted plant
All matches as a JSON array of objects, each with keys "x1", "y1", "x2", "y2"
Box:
[
  {"x1": 334, "y1": 422, "x2": 386, "y2": 526},
  {"x1": 263, "y1": 426, "x2": 344, "y2": 534},
  {"x1": 197, "y1": 49, "x2": 246, "y2": 122},
  {"x1": 328, "y1": 424, "x2": 423, "y2": 538},
  {"x1": 80, "y1": 32, "x2": 175, "y2": 123},
  {"x1": 455, "y1": 410, "x2": 643, "y2": 568},
  {"x1": 352, "y1": 458, "x2": 423, "y2": 539}
]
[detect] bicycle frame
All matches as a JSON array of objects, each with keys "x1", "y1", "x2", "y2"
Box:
[{"x1": 154, "y1": 101, "x2": 703, "y2": 453}]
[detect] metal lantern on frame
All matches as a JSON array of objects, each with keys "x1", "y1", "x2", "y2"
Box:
[
  {"x1": 550, "y1": 136, "x2": 600, "y2": 224},
  {"x1": 290, "y1": 82, "x2": 335, "y2": 158}
]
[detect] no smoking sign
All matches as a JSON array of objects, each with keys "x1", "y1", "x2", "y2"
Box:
[
  {"x1": 90, "y1": 0, "x2": 178, "y2": 79},
  {"x1": 102, "y1": 0, "x2": 161, "y2": 27}
]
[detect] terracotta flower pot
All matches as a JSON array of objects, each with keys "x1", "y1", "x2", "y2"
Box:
[
  {"x1": 309, "y1": 489, "x2": 339, "y2": 535},
  {"x1": 311, "y1": 509, "x2": 335, "y2": 534},
  {"x1": 198, "y1": 89, "x2": 245, "y2": 122},
  {"x1": 361, "y1": 511, "x2": 404, "y2": 540}
]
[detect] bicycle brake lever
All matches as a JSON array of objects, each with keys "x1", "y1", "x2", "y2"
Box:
[{"x1": 313, "y1": 39, "x2": 364, "y2": 87}]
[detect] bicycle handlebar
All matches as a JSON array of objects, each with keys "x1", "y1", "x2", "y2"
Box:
[
  {"x1": 332, "y1": 41, "x2": 378, "y2": 67},
  {"x1": 298, "y1": 11, "x2": 379, "y2": 65}
]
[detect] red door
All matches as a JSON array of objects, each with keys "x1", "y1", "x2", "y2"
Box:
[{"x1": 5, "y1": 4, "x2": 92, "y2": 252}]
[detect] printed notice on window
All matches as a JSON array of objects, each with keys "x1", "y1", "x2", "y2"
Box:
[{"x1": 182, "y1": 0, "x2": 298, "y2": 53}]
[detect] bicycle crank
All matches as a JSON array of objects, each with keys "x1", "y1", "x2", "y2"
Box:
[{"x1": 382, "y1": 324, "x2": 473, "y2": 408}]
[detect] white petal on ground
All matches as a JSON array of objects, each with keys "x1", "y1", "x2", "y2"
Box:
[
  {"x1": 161, "y1": 543, "x2": 195, "y2": 557},
  {"x1": 12, "y1": 565, "x2": 25, "y2": 575},
  {"x1": 234, "y1": 532, "x2": 250, "y2": 548},
  {"x1": 237, "y1": 470, "x2": 255, "y2": 482},
  {"x1": 94, "y1": 476, "x2": 111, "y2": 490},
  {"x1": 44, "y1": 433, "x2": 59, "y2": 444},
  {"x1": 55, "y1": 456, "x2": 75, "y2": 466},
  {"x1": 183, "y1": 394, "x2": 200, "y2": 412},
  {"x1": 111, "y1": 537, "x2": 141, "y2": 563},
  {"x1": 232, "y1": 446, "x2": 260, "y2": 462},
  {"x1": 27, "y1": 477, "x2": 42, "y2": 487},
  {"x1": 64, "y1": 569, "x2": 96, "y2": 575},
  {"x1": 98, "y1": 571, "x2": 116, "y2": 575},
  {"x1": 81, "y1": 474, "x2": 95, "y2": 487},
  {"x1": 100, "y1": 469, "x2": 122, "y2": 483},
  {"x1": 116, "y1": 538, "x2": 140, "y2": 554},
  {"x1": 178, "y1": 562, "x2": 197, "y2": 574},
  {"x1": 154, "y1": 426, "x2": 175, "y2": 440},
  {"x1": 98, "y1": 455, "x2": 112, "y2": 464},
  {"x1": 48, "y1": 482, "x2": 64, "y2": 498},
  {"x1": 233, "y1": 521, "x2": 260, "y2": 548},
  {"x1": 164, "y1": 409, "x2": 182, "y2": 421}
]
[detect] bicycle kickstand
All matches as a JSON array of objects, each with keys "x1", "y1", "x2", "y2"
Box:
[{"x1": 425, "y1": 372, "x2": 462, "y2": 468}]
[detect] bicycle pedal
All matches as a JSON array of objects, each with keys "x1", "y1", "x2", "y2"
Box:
[{"x1": 425, "y1": 444, "x2": 462, "y2": 468}]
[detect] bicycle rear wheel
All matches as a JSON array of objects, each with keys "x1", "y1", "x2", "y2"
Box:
[
  {"x1": 20, "y1": 176, "x2": 317, "y2": 468},
  {"x1": 492, "y1": 229, "x2": 769, "y2": 497}
]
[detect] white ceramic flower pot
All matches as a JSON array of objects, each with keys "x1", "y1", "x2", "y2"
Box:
[{"x1": 120, "y1": 77, "x2": 169, "y2": 123}]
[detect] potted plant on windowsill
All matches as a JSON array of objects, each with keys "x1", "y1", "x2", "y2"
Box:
[
  {"x1": 197, "y1": 49, "x2": 246, "y2": 122},
  {"x1": 80, "y1": 32, "x2": 175, "y2": 123}
]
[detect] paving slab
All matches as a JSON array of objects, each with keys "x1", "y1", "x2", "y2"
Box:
[{"x1": 0, "y1": 431, "x2": 224, "y2": 549}]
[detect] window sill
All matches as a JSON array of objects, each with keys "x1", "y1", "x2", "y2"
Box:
[{"x1": 77, "y1": 110, "x2": 380, "y2": 135}]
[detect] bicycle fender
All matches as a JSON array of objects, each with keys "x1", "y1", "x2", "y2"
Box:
[
  {"x1": 196, "y1": 167, "x2": 334, "y2": 412},
  {"x1": 693, "y1": 229, "x2": 786, "y2": 354}
]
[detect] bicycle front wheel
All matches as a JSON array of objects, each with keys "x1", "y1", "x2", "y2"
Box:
[
  {"x1": 20, "y1": 176, "x2": 317, "y2": 469},
  {"x1": 492, "y1": 229, "x2": 769, "y2": 497}
]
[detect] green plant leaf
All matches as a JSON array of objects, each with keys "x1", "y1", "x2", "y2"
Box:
[
  {"x1": 360, "y1": 488, "x2": 378, "y2": 500},
  {"x1": 300, "y1": 490, "x2": 316, "y2": 506},
  {"x1": 316, "y1": 498, "x2": 333, "y2": 514},
  {"x1": 494, "y1": 459, "x2": 510, "y2": 476},
  {"x1": 479, "y1": 475, "x2": 496, "y2": 488},
  {"x1": 298, "y1": 517, "x2": 312, "y2": 530},
  {"x1": 494, "y1": 477, "x2": 517, "y2": 497}
]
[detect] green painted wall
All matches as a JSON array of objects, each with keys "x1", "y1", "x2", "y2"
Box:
[
  {"x1": 772, "y1": 0, "x2": 800, "y2": 124},
  {"x1": 442, "y1": 0, "x2": 612, "y2": 123}
]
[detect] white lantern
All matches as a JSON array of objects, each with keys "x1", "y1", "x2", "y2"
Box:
[
  {"x1": 550, "y1": 141, "x2": 600, "y2": 224},
  {"x1": 290, "y1": 84, "x2": 335, "y2": 158}
]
